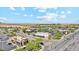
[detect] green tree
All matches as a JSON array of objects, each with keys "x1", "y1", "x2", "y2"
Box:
[{"x1": 53, "y1": 31, "x2": 62, "y2": 40}]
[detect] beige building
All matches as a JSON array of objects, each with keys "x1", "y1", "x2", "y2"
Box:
[
  {"x1": 9, "y1": 36, "x2": 28, "y2": 47},
  {"x1": 34, "y1": 32, "x2": 51, "y2": 40}
]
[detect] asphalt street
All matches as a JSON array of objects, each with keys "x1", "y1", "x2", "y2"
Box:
[{"x1": 43, "y1": 30, "x2": 79, "y2": 51}]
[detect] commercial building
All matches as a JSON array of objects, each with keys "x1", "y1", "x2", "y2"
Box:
[{"x1": 33, "y1": 32, "x2": 51, "y2": 40}]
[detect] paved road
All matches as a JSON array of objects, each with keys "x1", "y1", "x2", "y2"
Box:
[
  {"x1": 0, "y1": 34, "x2": 16, "y2": 51},
  {"x1": 43, "y1": 30, "x2": 79, "y2": 51},
  {"x1": 0, "y1": 41, "x2": 16, "y2": 51}
]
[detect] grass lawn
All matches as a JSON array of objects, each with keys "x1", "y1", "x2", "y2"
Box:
[
  {"x1": 15, "y1": 37, "x2": 43, "y2": 51},
  {"x1": 53, "y1": 31, "x2": 63, "y2": 40}
]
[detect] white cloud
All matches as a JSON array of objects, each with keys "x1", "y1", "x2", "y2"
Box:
[
  {"x1": 36, "y1": 13, "x2": 58, "y2": 22},
  {"x1": 38, "y1": 9, "x2": 46, "y2": 12},
  {"x1": 35, "y1": 7, "x2": 48, "y2": 10},
  {"x1": 34, "y1": 7, "x2": 58, "y2": 13},
  {"x1": 21, "y1": 7, "x2": 25, "y2": 11},
  {"x1": 61, "y1": 11, "x2": 65, "y2": 14},
  {"x1": 35, "y1": 7, "x2": 47, "y2": 12},
  {"x1": 35, "y1": 7, "x2": 58, "y2": 13},
  {"x1": 59, "y1": 15, "x2": 66, "y2": 18},
  {"x1": 23, "y1": 14, "x2": 33, "y2": 17},
  {"x1": 30, "y1": 14, "x2": 33, "y2": 17},
  {"x1": 36, "y1": 12, "x2": 68, "y2": 23},
  {"x1": 10, "y1": 7, "x2": 16, "y2": 11},
  {"x1": 67, "y1": 10, "x2": 71, "y2": 14},
  {"x1": 52, "y1": 7, "x2": 58, "y2": 10},
  {"x1": 0, "y1": 17, "x2": 8, "y2": 22},
  {"x1": 46, "y1": 13, "x2": 58, "y2": 17},
  {"x1": 23, "y1": 14, "x2": 27, "y2": 17},
  {"x1": 13, "y1": 12, "x2": 20, "y2": 15},
  {"x1": 0, "y1": 17, "x2": 8, "y2": 21}
]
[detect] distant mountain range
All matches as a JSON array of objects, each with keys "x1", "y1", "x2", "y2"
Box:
[
  {"x1": 0, "y1": 22, "x2": 3, "y2": 24},
  {"x1": 0, "y1": 22, "x2": 6, "y2": 24},
  {"x1": 1, "y1": 22, "x2": 79, "y2": 24}
]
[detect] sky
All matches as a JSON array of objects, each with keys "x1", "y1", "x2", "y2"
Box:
[{"x1": 0, "y1": 7, "x2": 79, "y2": 24}]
